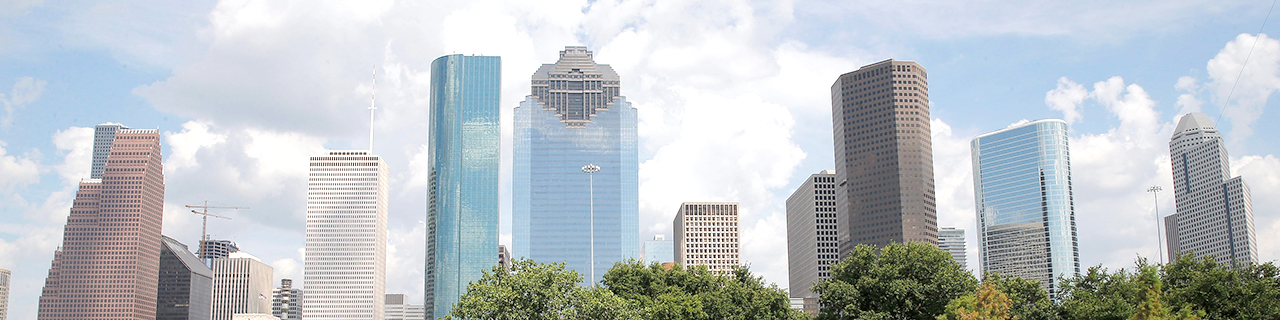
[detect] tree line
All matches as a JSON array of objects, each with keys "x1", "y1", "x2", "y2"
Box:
[{"x1": 444, "y1": 242, "x2": 1280, "y2": 319}]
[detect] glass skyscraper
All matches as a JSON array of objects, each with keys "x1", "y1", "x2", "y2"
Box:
[
  {"x1": 513, "y1": 46, "x2": 638, "y2": 285},
  {"x1": 971, "y1": 119, "x2": 1079, "y2": 295},
  {"x1": 425, "y1": 54, "x2": 500, "y2": 318}
]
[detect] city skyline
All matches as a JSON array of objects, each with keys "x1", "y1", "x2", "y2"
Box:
[{"x1": 3, "y1": 1, "x2": 1280, "y2": 318}]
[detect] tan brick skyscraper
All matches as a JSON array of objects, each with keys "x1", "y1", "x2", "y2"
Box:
[
  {"x1": 830, "y1": 60, "x2": 937, "y2": 256},
  {"x1": 38, "y1": 127, "x2": 165, "y2": 319}
]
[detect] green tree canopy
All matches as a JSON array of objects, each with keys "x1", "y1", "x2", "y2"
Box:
[
  {"x1": 1161, "y1": 253, "x2": 1280, "y2": 320},
  {"x1": 812, "y1": 242, "x2": 979, "y2": 320},
  {"x1": 602, "y1": 260, "x2": 807, "y2": 320},
  {"x1": 445, "y1": 259, "x2": 639, "y2": 320},
  {"x1": 938, "y1": 282, "x2": 1014, "y2": 320}
]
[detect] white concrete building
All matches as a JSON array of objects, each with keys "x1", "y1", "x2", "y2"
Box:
[
  {"x1": 211, "y1": 252, "x2": 274, "y2": 320},
  {"x1": 304, "y1": 150, "x2": 388, "y2": 320},
  {"x1": 0, "y1": 268, "x2": 9, "y2": 320},
  {"x1": 1166, "y1": 113, "x2": 1257, "y2": 264},
  {"x1": 939, "y1": 227, "x2": 966, "y2": 267},
  {"x1": 383, "y1": 294, "x2": 425, "y2": 320},
  {"x1": 673, "y1": 202, "x2": 740, "y2": 273}
]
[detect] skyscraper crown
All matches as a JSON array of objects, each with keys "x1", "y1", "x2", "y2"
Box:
[{"x1": 530, "y1": 46, "x2": 622, "y2": 126}]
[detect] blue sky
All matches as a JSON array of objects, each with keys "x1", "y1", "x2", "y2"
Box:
[{"x1": 3, "y1": 0, "x2": 1280, "y2": 318}]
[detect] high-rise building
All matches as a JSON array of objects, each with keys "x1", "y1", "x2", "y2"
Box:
[
  {"x1": 271, "y1": 279, "x2": 301, "y2": 320},
  {"x1": 90, "y1": 123, "x2": 128, "y2": 179},
  {"x1": 304, "y1": 150, "x2": 388, "y2": 320},
  {"x1": 938, "y1": 227, "x2": 966, "y2": 267},
  {"x1": 158, "y1": 236, "x2": 214, "y2": 320},
  {"x1": 830, "y1": 59, "x2": 937, "y2": 256},
  {"x1": 384, "y1": 294, "x2": 425, "y2": 320},
  {"x1": 38, "y1": 127, "x2": 165, "y2": 320},
  {"x1": 673, "y1": 202, "x2": 741, "y2": 273},
  {"x1": 0, "y1": 268, "x2": 9, "y2": 320},
  {"x1": 512, "y1": 46, "x2": 639, "y2": 285},
  {"x1": 211, "y1": 252, "x2": 273, "y2": 320},
  {"x1": 498, "y1": 245, "x2": 512, "y2": 271},
  {"x1": 425, "y1": 54, "x2": 501, "y2": 318},
  {"x1": 971, "y1": 119, "x2": 1080, "y2": 293},
  {"x1": 1166, "y1": 112, "x2": 1257, "y2": 264},
  {"x1": 642, "y1": 234, "x2": 674, "y2": 264},
  {"x1": 785, "y1": 170, "x2": 838, "y2": 314},
  {"x1": 198, "y1": 239, "x2": 241, "y2": 261}
]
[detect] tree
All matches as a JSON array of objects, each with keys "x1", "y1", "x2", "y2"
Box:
[
  {"x1": 1058, "y1": 265, "x2": 1144, "y2": 320},
  {"x1": 601, "y1": 260, "x2": 807, "y2": 320},
  {"x1": 812, "y1": 242, "x2": 979, "y2": 320},
  {"x1": 979, "y1": 274, "x2": 1058, "y2": 320},
  {"x1": 1162, "y1": 253, "x2": 1280, "y2": 319},
  {"x1": 938, "y1": 282, "x2": 1013, "y2": 320},
  {"x1": 445, "y1": 259, "x2": 639, "y2": 320}
]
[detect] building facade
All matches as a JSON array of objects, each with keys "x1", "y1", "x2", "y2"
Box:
[
  {"x1": 211, "y1": 252, "x2": 273, "y2": 320},
  {"x1": 158, "y1": 236, "x2": 214, "y2": 320},
  {"x1": 512, "y1": 46, "x2": 639, "y2": 285},
  {"x1": 38, "y1": 127, "x2": 165, "y2": 320},
  {"x1": 971, "y1": 119, "x2": 1080, "y2": 294},
  {"x1": 673, "y1": 202, "x2": 741, "y2": 273},
  {"x1": 90, "y1": 123, "x2": 128, "y2": 179},
  {"x1": 198, "y1": 239, "x2": 240, "y2": 261},
  {"x1": 384, "y1": 294, "x2": 425, "y2": 320},
  {"x1": 498, "y1": 245, "x2": 512, "y2": 271},
  {"x1": 1166, "y1": 112, "x2": 1257, "y2": 264},
  {"x1": 939, "y1": 227, "x2": 966, "y2": 268},
  {"x1": 271, "y1": 279, "x2": 301, "y2": 320},
  {"x1": 425, "y1": 54, "x2": 501, "y2": 318},
  {"x1": 830, "y1": 60, "x2": 938, "y2": 256},
  {"x1": 0, "y1": 268, "x2": 8, "y2": 320},
  {"x1": 304, "y1": 150, "x2": 388, "y2": 320},
  {"x1": 642, "y1": 234, "x2": 674, "y2": 264},
  {"x1": 785, "y1": 170, "x2": 838, "y2": 314}
]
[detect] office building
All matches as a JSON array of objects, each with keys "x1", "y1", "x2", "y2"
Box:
[
  {"x1": 971, "y1": 119, "x2": 1080, "y2": 293},
  {"x1": 785, "y1": 170, "x2": 837, "y2": 314},
  {"x1": 498, "y1": 245, "x2": 512, "y2": 271},
  {"x1": 90, "y1": 123, "x2": 128, "y2": 179},
  {"x1": 211, "y1": 252, "x2": 273, "y2": 320},
  {"x1": 384, "y1": 294, "x2": 425, "y2": 320},
  {"x1": 512, "y1": 46, "x2": 639, "y2": 285},
  {"x1": 425, "y1": 54, "x2": 501, "y2": 318},
  {"x1": 642, "y1": 234, "x2": 674, "y2": 264},
  {"x1": 1166, "y1": 112, "x2": 1258, "y2": 264},
  {"x1": 271, "y1": 279, "x2": 301, "y2": 320},
  {"x1": 304, "y1": 150, "x2": 388, "y2": 319},
  {"x1": 939, "y1": 227, "x2": 966, "y2": 267},
  {"x1": 673, "y1": 202, "x2": 741, "y2": 273},
  {"x1": 198, "y1": 239, "x2": 241, "y2": 260},
  {"x1": 830, "y1": 59, "x2": 938, "y2": 255},
  {"x1": 158, "y1": 236, "x2": 214, "y2": 320},
  {"x1": 38, "y1": 127, "x2": 165, "y2": 319},
  {"x1": 232, "y1": 315, "x2": 279, "y2": 320},
  {"x1": 0, "y1": 268, "x2": 8, "y2": 320}
]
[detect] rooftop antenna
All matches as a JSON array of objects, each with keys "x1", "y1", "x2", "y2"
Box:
[{"x1": 369, "y1": 66, "x2": 377, "y2": 152}]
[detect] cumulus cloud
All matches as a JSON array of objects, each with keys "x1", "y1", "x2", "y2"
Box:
[
  {"x1": 1206, "y1": 33, "x2": 1280, "y2": 151},
  {"x1": 929, "y1": 118, "x2": 980, "y2": 272},
  {"x1": 1045, "y1": 77, "x2": 1088, "y2": 125},
  {"x1": 1, "y1": 76, "x2": 47, "y2": 127},
  {"x1": 0, "y1": 140, "x2": 39, "y2": 192}
]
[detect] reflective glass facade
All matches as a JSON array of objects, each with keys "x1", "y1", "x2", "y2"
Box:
[
  {"x1": 971, "y1": 119, "x2": 1079, "y2": 294},
  {"x1": 513, "y1": 47, "x2": 638, "y2": 285},
  {"x1": 426, "y1": 54, "x2": 501, "y2": 318}
]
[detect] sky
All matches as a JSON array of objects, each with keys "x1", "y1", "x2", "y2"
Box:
[{"x1": 2, "y1": 0, "x2": 1280, "y2": 318}]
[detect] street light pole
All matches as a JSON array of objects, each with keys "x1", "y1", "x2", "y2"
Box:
[
  {"x1": 582, "y1": 164, "x2": 600, "y2": 285},
  {"x1": 1148, "y1": 186, "x2": 1164, "y2": 264}
]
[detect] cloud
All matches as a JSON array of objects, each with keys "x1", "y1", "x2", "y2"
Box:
[
  {"x1": 1045, "y1": 77, "x2": 1088, "y2": 125},
  {"x1": 0, "y1": 140, "x2": 39, "y2": 192},
  {"x1": 1206, "y1": 33, "x2": 1280, "y2": 152},
  {"x1": 1, "y1": 76, "x2": 47, "y2": 127},
  {"x1": 929, "y1": 118, "x2": 980, "y2": 272},
  {"x1": 1174, "y1": 76, "x2": 1202, "y2": 117}
]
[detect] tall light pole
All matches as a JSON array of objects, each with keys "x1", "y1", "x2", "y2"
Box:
[
  {"x1": 582, "y1": 164, "x2": 600, "y2": 285},
  {"x1": 1148, "y1": 186, "x2": 1164, "y2": 264}
]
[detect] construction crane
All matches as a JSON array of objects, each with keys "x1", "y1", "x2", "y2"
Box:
[{"x1": 186, "y1": 201, "x2": 248, "y2": 260}]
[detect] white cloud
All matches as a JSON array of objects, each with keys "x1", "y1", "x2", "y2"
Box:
[
  {"x1": 1175, "y1": 75, "x2": 1202, "y2": 117},
  {"x1": 1045, "y1": 77, "x2": 1087, "y2": 125},
  {"x1": 1, "y1": 76, "x2": 47, "y2": 127},
  {"x1": 0, "y1": 140, "x2": 39, "y2": 192},
  {"x1": 1207, "y1": 33, "x2": 1280, "y2": 152},
  {"x1": 1231, "y1": 155, "x2": 1280, "y2": 262},
  {"x1": 929, "y1": 118, "x2": 979, "y2": 273}
]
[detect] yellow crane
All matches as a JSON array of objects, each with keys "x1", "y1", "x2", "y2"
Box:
[{"x1": 185, "y1": 201, "x2": 248, "y2": 260}]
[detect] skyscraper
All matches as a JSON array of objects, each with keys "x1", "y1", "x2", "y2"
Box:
[
  {"x1": 271, "y1": 279, "x2": 301, "y2": 320},
  {"x1": 971, "y1": 119, "x2": 1079, "y2": 293},
  {"x1": 158, "y1": 236, "x2": 214, "y2": 320},
  {"x1": 512, "y1": 46, "x2": 639, "y2": 285},
  {"x1": 498, "y1": 245, "x2": 512, "y2": 271},
  {"x1": 425, "y1": 54, "x2": 500, "y2": 318},
  {"x1": 198, "y1": 239, "x2": 240, "y2": 260},
  {"x1": 1166, "y1": 112, "x2": 1257, "y2": 264},
  {"x1": 673, "y1": 202, "x2": 741, "y2": 273},
  {"x1": 0, "y1": 268, "x2": 9, "y2": 320},
  {"x1": 211, "y1": 252, "x2": 274, "y2": 320},
  {"x1": 90, "y1": 123, "x2": 128, "y2": 179},
  {"x1": 384, "y1": 294, "x2": 425, "y2": 320},
  {"x1": 938, "y1": 227, "x2": 966, "y2": 267},
  {"x1": 830, "y1": 59, "x2": 937, "y2": 256},
  {"x1": 303, "y1": 150, "x2": 388, "y2": 320},
  {"x1": 38, "y1": 126, "x2": 164, "y2": 320},
  {"x1": 785, "y1": 170, "x2": 837, "y2": 313},
  {"x1": 642, "y1": 234, "x2": 674, "y2": 264}
]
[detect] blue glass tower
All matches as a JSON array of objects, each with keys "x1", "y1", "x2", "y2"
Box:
[
  {"x1": 971, "y1": 119, "x2": 1079, "y2": 295},
  {"x1": 426, "y1": 54, "x2": 500, "y2": 318},
  {"x1": 513, "y1": 46, "x2": 639, "y2": 285}
]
